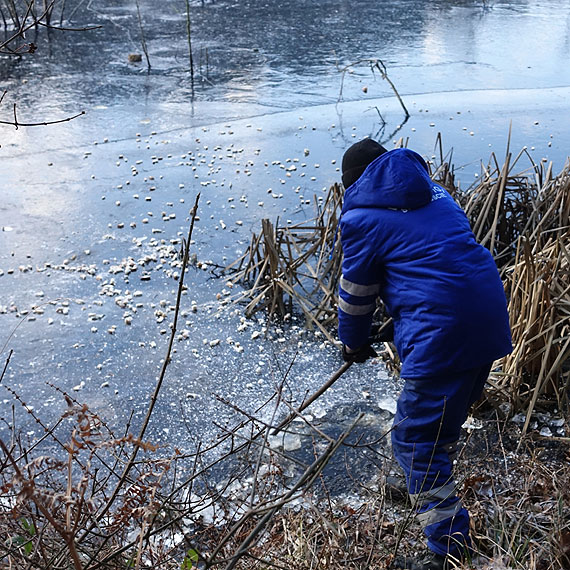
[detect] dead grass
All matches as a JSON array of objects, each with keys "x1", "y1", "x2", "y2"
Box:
[
  {"x1": 440, "y1": 138, "x2": 570, "y2": 425},
  {"x1": 458, "y1": 413, "x2": 570, "y2": 570}
]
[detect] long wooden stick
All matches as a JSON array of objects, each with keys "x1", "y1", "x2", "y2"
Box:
[
  {"x1": 270, "y1": 360, "x2": 353, "y2": 435},
  {"x1": 271, "y1": 317, "x2": 393, "y2": 435}
]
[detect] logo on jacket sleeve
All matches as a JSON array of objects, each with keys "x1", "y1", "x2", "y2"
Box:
[{"x1": 431, "y1": 185, "x2": 447, "y2": 202}]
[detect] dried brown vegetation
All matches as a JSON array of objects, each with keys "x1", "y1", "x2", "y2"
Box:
[
  {"x1": 225, "y1": 183, "x2": 344, "y2": 344},
  {"x1": 0, "y1": 355, "x2": 379, "y2": 569},
  {"x1": 2, "y1": 386, "x2": 568, "y2": 569},
  {"x1": 442, "y1": 139, "x2": 570, "y2": 425},
  {"x1": 458, "y1": 416, "x2": 570, "y2": 570}
]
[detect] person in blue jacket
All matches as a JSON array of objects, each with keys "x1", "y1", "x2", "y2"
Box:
[{"x1": 338, "y1": 138, "x2": 512, "y2": 570}]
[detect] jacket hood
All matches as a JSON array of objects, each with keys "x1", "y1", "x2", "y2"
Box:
[{"x1": 342, "y1": 148, "x2": 433, "y2": 212}]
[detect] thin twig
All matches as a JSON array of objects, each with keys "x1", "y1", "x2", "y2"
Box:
[
  {"x1": 84, "y1": 194, "x2": 200, "y2": 536},
  {"x1": 134, "y1": 0, "x2": 151, "y2": 70},
  {"x1": 0, "y1": 106, "x2": 85, "y2": 129}
]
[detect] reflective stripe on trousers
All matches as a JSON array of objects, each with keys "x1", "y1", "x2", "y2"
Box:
[
  {"x1": 391, "y1": 364, "x2": 492, "y2": 557},
  {"x1": 410, "y1": 481, "x2": 463, "y2": 526}
]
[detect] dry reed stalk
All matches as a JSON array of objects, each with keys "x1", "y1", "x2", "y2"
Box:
[
  {"x1": 227, "y1": 183, "x2": 344, "y2": 339},
  {"x1": 134, "y1": 0, "x2": 151, "y2": 70},
  {"x1": 501, "y1": 233, "x2": 570, "y2": 426}
]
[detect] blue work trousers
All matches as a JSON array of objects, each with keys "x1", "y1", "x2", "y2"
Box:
[{"x1": 391, "y1": 363, "x2": 492, "y2": 557}]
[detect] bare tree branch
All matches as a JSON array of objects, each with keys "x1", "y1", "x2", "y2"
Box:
[{"x1": 0, "y1": 104, "x2": 85, "y2": 129}]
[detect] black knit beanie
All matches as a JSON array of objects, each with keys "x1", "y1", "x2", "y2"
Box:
[{"x1": 341, "y1": 138, "x2": 387, "y2": 188}]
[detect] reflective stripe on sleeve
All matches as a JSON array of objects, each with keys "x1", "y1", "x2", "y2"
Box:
[
  {"x1": 340, "y1": 276, "x2": 380, "y2": 297},
  {"x1": 338, "y1": 297, "x2": 375, "y2": 316}
]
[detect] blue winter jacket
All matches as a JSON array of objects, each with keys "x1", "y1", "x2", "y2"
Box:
[{"x1": 338, "y1": 148, "x2": 512, "y2": 378}]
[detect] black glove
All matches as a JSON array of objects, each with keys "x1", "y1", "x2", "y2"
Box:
[
  {"x1": 342, "y1": 343, "x2": 378, "y2": 363},
  {"x1": 369, "y1": 320, "x2": 394, "y2": 343}
]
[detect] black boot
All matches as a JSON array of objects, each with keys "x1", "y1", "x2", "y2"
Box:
[{"x1": 393, "y1": 551, "x2": 457, "y2": 569}]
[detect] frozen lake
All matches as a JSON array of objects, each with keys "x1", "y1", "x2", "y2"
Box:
[{"x1": 1, "y1": 0, "x2": 569, "y2": 445}]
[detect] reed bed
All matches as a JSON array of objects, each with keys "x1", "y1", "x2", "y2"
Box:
[
  {"x1": 228, "y1": 143, "x2": 570, "y2": 416},
  {"x1": 445, "y1": 148, "x2": 570, "y2": 422},
  {"x1": 225, "y1": 182, "x2": 344, "y2": 344}
]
